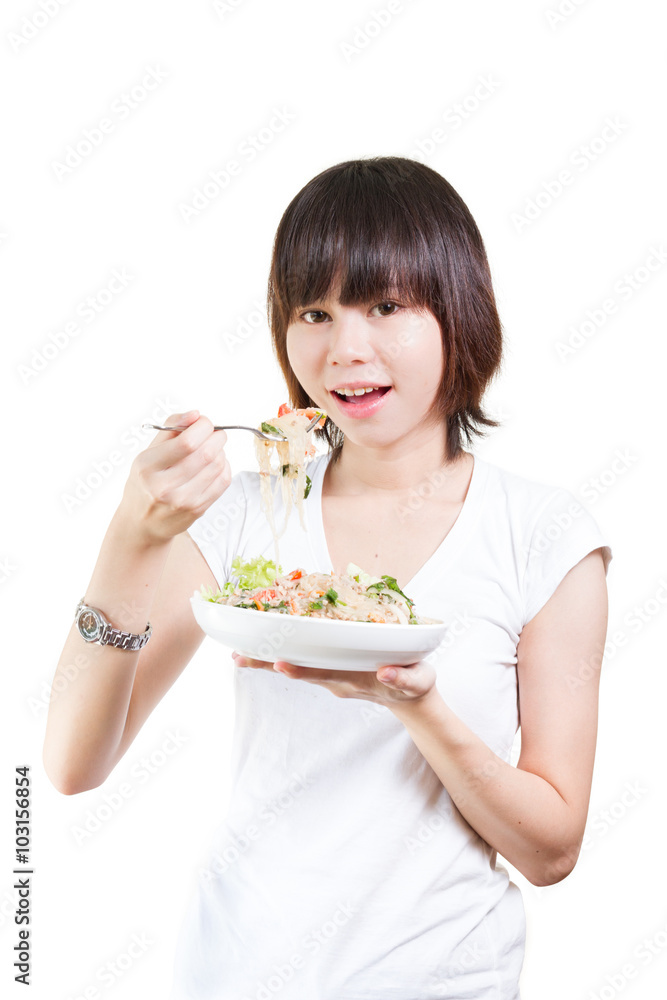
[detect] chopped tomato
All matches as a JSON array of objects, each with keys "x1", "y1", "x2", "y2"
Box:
[
  {"x1": 301, "y1": 407, "x2": 327, "y2": 428},
  {"x1": 285, "y1": 569, "x2": 303, "y2": 581},
  {"x1": 253, "y1": 588, "x2": 277, "y2": 602},
  {"x1": 274, "y1": 404, "x2": 326, "y2": 428}
]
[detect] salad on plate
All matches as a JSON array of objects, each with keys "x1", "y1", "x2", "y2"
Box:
[{"x1": 200, "y1": 556, "x2": 441, "y2": 626}]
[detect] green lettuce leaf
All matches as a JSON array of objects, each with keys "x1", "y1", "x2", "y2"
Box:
[
  {"x1": 230, "y1": 555, "x2": 283, "y2": 590},
  {"x1": 200, "y1": 581, "x2": 234, "y2": 602},
  {"x1": 345, "y1": 562, "x2": 383, "y2": 586},
  {"x1": 261, "y1": 422, "x2": 282, "y2": 436}
]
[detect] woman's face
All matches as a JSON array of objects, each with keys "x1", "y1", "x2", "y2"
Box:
[{"x1": 285, "y1": 285, "x2": 445, "y2": 449}]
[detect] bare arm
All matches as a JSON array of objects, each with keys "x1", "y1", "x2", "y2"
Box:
[
  {"x1": 42, "y1": 410, "x2": 231, "y2": 795},
  {"x1": 389, "y1": 548, "x2": 609, "y2": 887},
  {"x1": 42, "y1": 526, "x2": 217, "y2": 793}
]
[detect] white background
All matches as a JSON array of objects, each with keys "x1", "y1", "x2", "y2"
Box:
[{"x1": 1, "y1": 1, "x2": 666, "y2": 998}]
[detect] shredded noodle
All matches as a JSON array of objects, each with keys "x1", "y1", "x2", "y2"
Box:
[{"x1": 253, "y1": 405, "x2": 325, "y2": 564}]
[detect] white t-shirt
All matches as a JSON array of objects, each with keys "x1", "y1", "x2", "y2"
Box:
[{"x1": 171, "y1": 450, "x2": 613, "y2": 1000}]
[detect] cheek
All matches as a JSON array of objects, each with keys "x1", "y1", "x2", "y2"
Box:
[
  {"x1": 286, "y1": 330, "x2": 320, "y2": 386},
  {"x1": 382, "y1": 315, "x2": 443, "y2": 382},
  {"x1": 285, "y1": 329, "x2": 302, "y2": 375},
  {"x1": 396, "y1": 312, "x2": 428, "y2": 349}
]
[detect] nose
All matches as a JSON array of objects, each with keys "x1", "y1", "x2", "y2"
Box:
[{"x1": 326, "y1": 311, "x2": 375, "y2": 366}]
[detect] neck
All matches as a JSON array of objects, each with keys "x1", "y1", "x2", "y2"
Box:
[{"x1": 327, "y1": 426, "x2": 468, "y2": 497}]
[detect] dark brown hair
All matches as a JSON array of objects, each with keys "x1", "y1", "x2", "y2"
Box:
[{"x1": 266, "y1": 156, "x2": 503, "y2": 466}]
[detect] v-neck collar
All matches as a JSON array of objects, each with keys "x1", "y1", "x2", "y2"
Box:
[{"x1": 304, "y1": 450, "x2": 489, "y2": 592}]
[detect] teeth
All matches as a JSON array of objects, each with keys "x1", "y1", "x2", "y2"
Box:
[{"x1": 336, "y1": 386, "x2": 380, "y2": 396}]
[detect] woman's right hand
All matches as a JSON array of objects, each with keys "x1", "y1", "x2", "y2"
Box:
[{"x1": 119, "y1": 410, "x2": 232, "y2": 544}]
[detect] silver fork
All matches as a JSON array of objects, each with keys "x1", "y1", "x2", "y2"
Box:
[{"x1": 142, "y1": 413, "x2": 325, "y2": 442}]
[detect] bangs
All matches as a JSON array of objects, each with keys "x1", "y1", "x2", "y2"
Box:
[{"x1": 269, "y1": 159, "x2": 443, "y2": 327}]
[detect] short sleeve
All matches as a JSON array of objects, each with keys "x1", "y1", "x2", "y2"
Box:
[
  {"x1": 186, "y1": 471, "x2": 248, "y2": 589},
  {"x1": 520, "y1": 487, "x2": 613, "y2": 627}
]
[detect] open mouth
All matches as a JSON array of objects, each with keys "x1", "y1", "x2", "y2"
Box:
[
  {"x1": 329, "y1": 386, "x2": 393, "y2": 418},
  {"x1": 331, "y1": 387, "x2": 391, "y2": 405}
]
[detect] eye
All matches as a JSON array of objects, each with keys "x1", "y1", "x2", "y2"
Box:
[
  {"x1": 300, "y1": 309, "x2": 329, "y2": 324},
  {"x1": 370, "y1": 301, "x2": 401, "y2": 318}
]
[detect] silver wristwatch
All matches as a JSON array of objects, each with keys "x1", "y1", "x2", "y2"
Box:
[{"x1": 75, "y1": 598, "x2": 153, "y2": 651}]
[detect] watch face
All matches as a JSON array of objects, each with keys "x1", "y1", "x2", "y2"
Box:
[{"x1": 79, "y1": 610, "x2": 102, "y2": 642}]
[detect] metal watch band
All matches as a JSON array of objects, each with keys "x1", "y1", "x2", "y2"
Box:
[
  {"x1": 99, "y1": 622, "x2": 153, "y2": 651},
  {"x1": 75, "y1": 598, "x2": 152, "y2": 651}
]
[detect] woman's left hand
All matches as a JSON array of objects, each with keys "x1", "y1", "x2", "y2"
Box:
[{"x1": 230, "y1": 650, "x2": 438, "y2": 706}]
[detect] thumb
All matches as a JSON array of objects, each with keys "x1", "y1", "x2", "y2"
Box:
[{"x1": 377, "y1": 666, "x2": 398, "y2": 684}]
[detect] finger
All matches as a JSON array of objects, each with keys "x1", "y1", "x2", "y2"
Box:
[
  {"x1": 148, "y1": 409, "x2": 199, "y2": 436},
  {"x1": 273, "y1": 662, "x2": 363, "y2": 684},
  {"x1": 273, "y1": 662, "x2": 338, "y2": 680},
  {"x1": 164, "y1": 452, "x2": 232, "y2": 511},
  {"x1": 145, "y1": 415, "x2": 227, "y2": 473},
  {"x1": 190, "y1": 463, "x2": 235, "y2": 512},
  {"x1": 376, "y1": 662, "x2": 421, "y2": 688},
  {"x1": 145, "y1": 410, "x2": 201, "y2": 452},
  {"x1": 231, "y1": 652, "x2": 273, "y2": 668},
  {"x1": 164, "y1": 426, "x2": 229, "y2": 484},
  {"x1": 273, "y1": 661, "x2": 301, "y2": 675},
  {"x1": 378, "y1": 667, "x2": 398, "y2": 682}
]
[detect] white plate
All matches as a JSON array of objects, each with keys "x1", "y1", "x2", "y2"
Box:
[{"x1": 190, "y1": 592, "x2": 449, "y2": 671}]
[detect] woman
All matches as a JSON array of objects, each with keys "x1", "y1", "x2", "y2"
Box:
[{"x1": 44, "y1": 157, "x2": 612, "y2": 999}]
